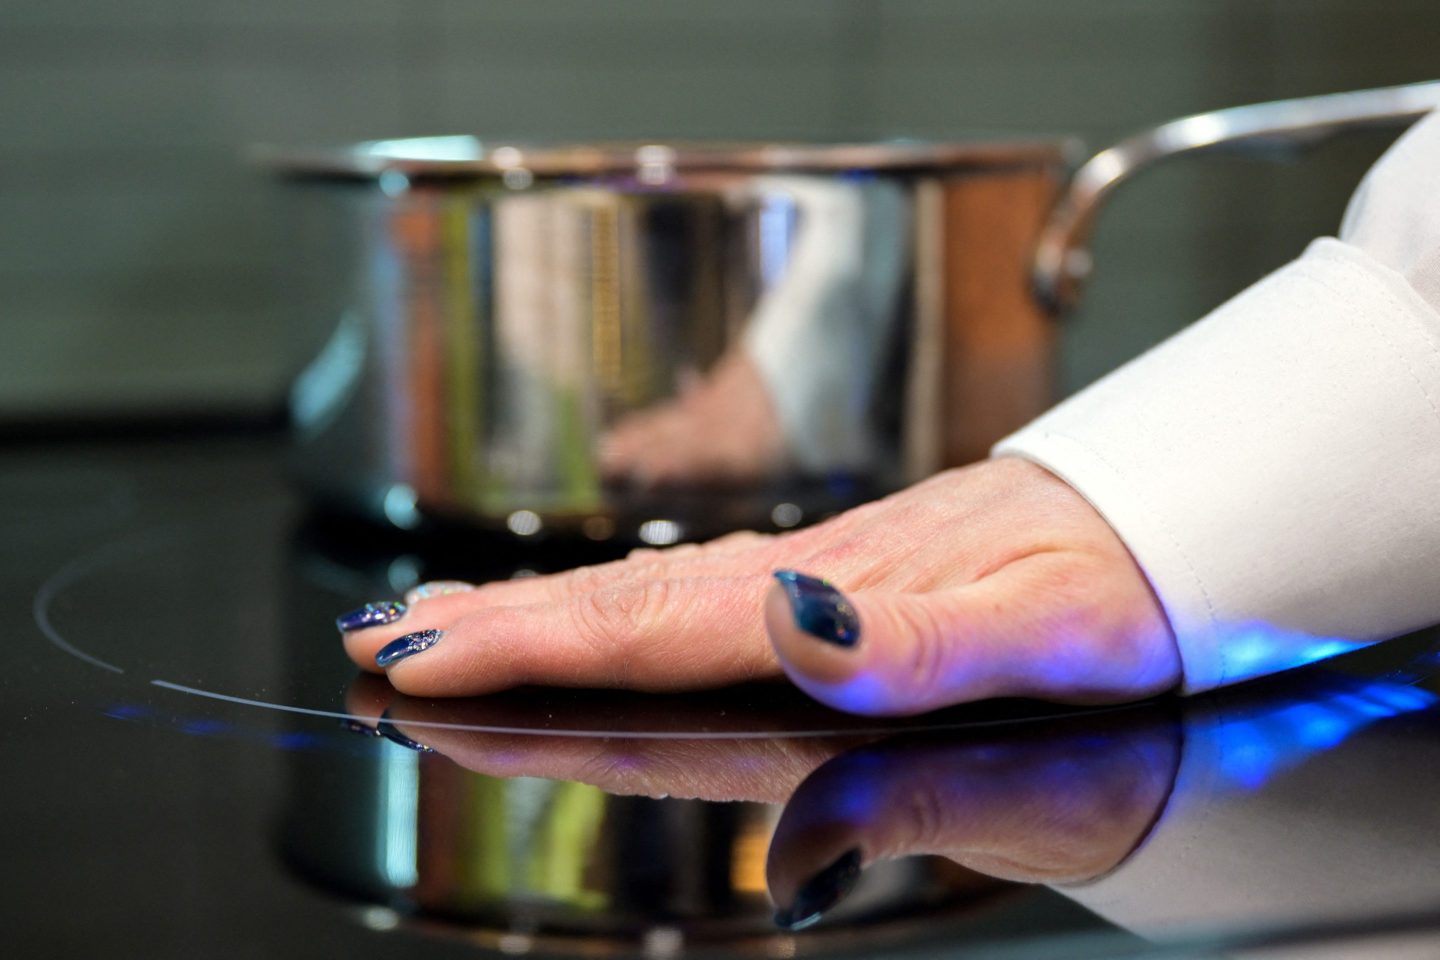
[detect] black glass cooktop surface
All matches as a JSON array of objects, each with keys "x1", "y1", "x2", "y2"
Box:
[{"x1": 6, "y1": 435, "x2": 1440, "y2": 960}]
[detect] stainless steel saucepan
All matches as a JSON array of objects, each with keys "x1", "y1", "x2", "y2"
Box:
[{"x1": 261, "y1": 81, "x2": 1440, "y2": 543}]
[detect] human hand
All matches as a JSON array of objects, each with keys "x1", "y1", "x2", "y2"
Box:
[{"x1": 340, "y1": 457, "x2": 1181, "y2": 715}]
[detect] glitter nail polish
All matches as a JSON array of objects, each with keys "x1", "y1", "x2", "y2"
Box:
[
  {"x1": 375, "y1": 628, "x2": 444, "y2": 668},
  {"x1": 335, "y1": 600, "x2": 408, "y2": 632},
  {"x1": 773, "y1": 571, "x2": 861, "y2": 648},
  {"x1": 339, "y1": 718, "x2": 382, "y2": 738},
  {"x1": 377, "y1": 710, "x2": 433, "y2": 753}
]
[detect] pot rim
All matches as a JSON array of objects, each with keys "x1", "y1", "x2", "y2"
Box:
[{"x1": 253, "y1": 135, "x2": 1082, "y2": 182}]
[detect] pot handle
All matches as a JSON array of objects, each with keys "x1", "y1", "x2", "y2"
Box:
[{"x1": 1033, "y1": 79, "x2": 1440, "y2": 315}]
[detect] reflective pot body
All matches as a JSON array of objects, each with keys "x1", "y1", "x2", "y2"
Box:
[
  {"x1": 271, "y1": 81, "x2": 1440, "y2": 543},
  {"x1": 275, "y1": 139, "x2": 1069, "y2": 542}
]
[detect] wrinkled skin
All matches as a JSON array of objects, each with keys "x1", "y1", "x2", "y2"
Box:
[{"x1": 343, "y1": 457, "x2": 1181, "y2": 716}]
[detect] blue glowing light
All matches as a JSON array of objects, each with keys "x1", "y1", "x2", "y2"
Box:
[
  {"x1": 271, "y1": 732, "x2": 325, "y2": 751},
  {"x1": 819, "y1": 754, "x2": 895, "y2": 822},
  {"x1": 1205, "y1": 679, "x2": 1437, "y2": 793},
  {"x1": 801, "y1": 672, "x2": 894, "y2": 717},
  {"x1": 179, "y1": 718, "x2": 231, "y2": 737},
  {"x1": 1217, "y1": 623, "x2": 1367, "y2": 683},
  {"x1": 1219, "y1": 739, "x2": 1281, "y2": 792}
]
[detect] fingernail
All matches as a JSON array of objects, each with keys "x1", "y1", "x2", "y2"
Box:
[
  {"x1": 336, "y1": 600, "x2": 408, "y2": 632},
  {"x1": 405, "y1": 580, "x2": 475, "y2": 604},
  {"x1": 375, "y1": 628, "x2": 444, "y2": 668},
  {"x1": 773, "y1": 571, "x2": 860, "y2": 648},
  {"x1": 377, "y1": 710, "x2": 434, "y2": 753},
  {"x1": 773, "y1": 847, "x2": 863, "y2": 930},
  {"x1": 339, "y1": 718, "x2": 382, "y2": 738}
]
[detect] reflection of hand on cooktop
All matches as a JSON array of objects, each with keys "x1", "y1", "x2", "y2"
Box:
[
  {"x1": 764, "y1": 714, "x2": 1180, "y2": 930},
  {"x1": 344, "y1": 673, "x2": 1182, "y2": 929},
  {"x1": 343, "y1": 666, "x2": 1440, "y2": 936},
  {"x1": 342, "y1": 672, "x2": 862, "y2": 804}
]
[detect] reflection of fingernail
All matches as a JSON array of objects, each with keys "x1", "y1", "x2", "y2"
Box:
[
  {"x1": 774, "y1": 847, "x2": 863, "y2": 930},
  {"x1": 773, "y1": 571, "x2": 860, "y2": 648},
  {"x1": 339, "y1": 718, "x2": 382, "y2": 738},
  {"x1": 375, "y1": 629, "x2": 444, "y2": 668},
  {"x1": 405, "y1": 581, "x2": 475, "y2": 604},
  {"x1": 378, "y1": 711, "x2": 434, "y2": 753},
  {"x1": 336, "y1": 600, "x2": 408, "y2": 632}
]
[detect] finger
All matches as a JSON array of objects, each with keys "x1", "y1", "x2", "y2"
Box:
[
  {"x1": 381, "y1": 713, "x2": 849, "y2": 804},
  {"x1": 343, "y1": 672, "x2": 397, "y2": 720},
  {"x1": 364, "y1": 575, "x2": 781, "y2": 696},
  {"x1": 765, "y1": 555, "x2": 1180, "y2": 716},
  {"x1": 338, "y1": 534, "x2": 786, "y2": 674},
  {"x1": 766, "y1": 719, "x2": 1180, "y2": 924},
  {"x1": 457, "y1": 529, "x2": 781, "y2": 610},
  {"x1": 403, "y1": 580, "x2": 475, "y2": 604},
  {"x1": 338, "y1": 672, "x2": 398, "y2": 737},
  {"x1": 339, "y1": 588, "x2": 511, "y2": 673}
]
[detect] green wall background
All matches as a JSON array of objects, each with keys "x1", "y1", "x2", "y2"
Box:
[{"x1": 3, "y1": 0, "x2": 1437, "y2": 421}]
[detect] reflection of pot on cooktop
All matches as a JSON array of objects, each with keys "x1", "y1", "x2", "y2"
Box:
[
  {"x1": 275, "y1": 659, "x2": 1440, "y2": 957},
  {"x1": 16, "y1": 437, "x2": 1440, "y2": 959},
  {"x1": 279, "y1": 716, "x2": 1014, "y2": 956}
]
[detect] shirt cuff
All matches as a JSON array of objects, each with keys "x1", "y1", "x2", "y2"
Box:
[{"x1": 994, "y1": 238, "x2": 1440, "y2": 693}]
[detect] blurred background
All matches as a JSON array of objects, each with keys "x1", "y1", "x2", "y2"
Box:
[{"x1": 4, "y1": 0, "x2": 1438, "y2": 429}]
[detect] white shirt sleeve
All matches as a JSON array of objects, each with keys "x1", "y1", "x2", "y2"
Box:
[
  {"x1": 994, "y1": 110, "x2": 1440, "y2": 693},
  {"x1": 742, "y1": 176, "x2": 909, "y2": 472},
  {"x1": 1057, "y1": 681, "x2": 1440, "y2": 958}
]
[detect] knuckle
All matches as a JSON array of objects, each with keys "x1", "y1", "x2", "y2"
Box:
[
  {"x1": 568, "y1": 579, "x2": 677, "y2": 687},
  {"x1": 571, "y1": 579, "x2": 672, "y2": 648}
]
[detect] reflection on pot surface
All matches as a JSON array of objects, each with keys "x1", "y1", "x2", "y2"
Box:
[
  {"x1": 273, "y1": 84, "x2": 1440, "y2": 541},
  {"x1": 280, "y1": 142, "x2": 1067, "y2": 541}
]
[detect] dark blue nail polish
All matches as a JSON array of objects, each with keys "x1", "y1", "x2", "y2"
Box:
[
  {"x1": 339, "y1": 718, "x2": 382, "y2": 738},
  {"x1": 378, "y1": 710, "x2": 433, "y2": 753},
  {"x1": 375, "y1": 628, "x2": 444, "y2": 668},
  {"x1": 773, "y1": 571, "x2": 860, "y2": 648},
  {"x1": 336, "y1": 600, "x2": 408, "y2": 632},
  {"x1": 773, "y1": 847, "x2": 863, "y2": 930}
]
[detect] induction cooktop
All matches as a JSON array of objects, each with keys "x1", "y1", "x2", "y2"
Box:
[{"x1": 6, "y1": 434, "x2": 1440, "y2": 960}]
